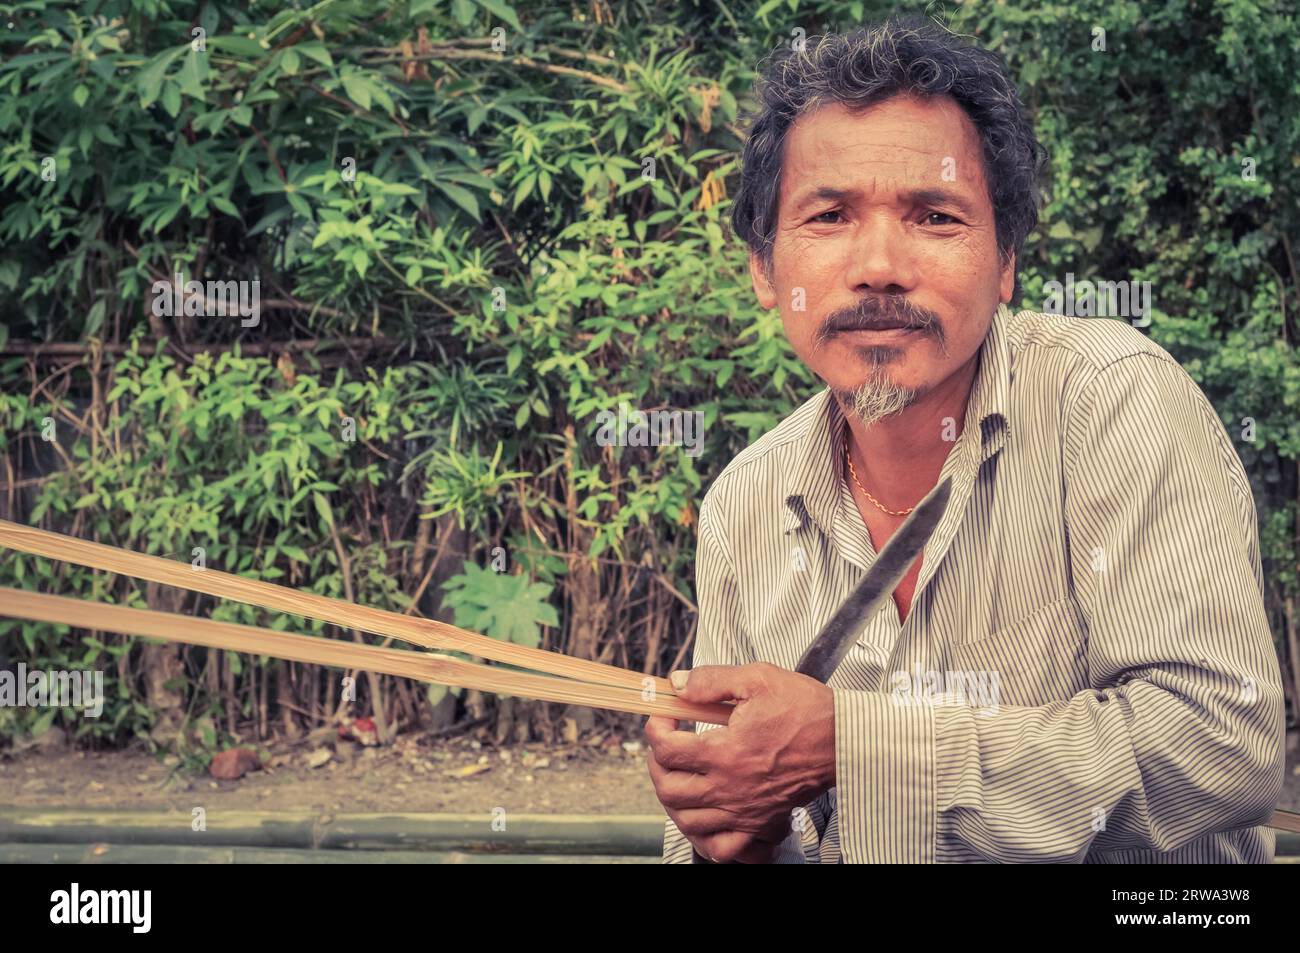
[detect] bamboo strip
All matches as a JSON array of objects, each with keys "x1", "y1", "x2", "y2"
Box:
[
  {"x1": 0, "y1": 588, "x2": 733, "y2": 725},
  {"x1": 1271, "y1": 810, "x2": 1300, "y2": 834},
  {"x1": 0, "y1": 519, "x2": 666, "y2": 694}
]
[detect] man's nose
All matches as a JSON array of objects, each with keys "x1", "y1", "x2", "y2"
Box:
[{"x1": 845, "y1": 217, "x2": 919, "y2": 294}]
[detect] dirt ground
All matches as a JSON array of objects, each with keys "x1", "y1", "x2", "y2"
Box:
[
  {"x1": 2, "y1": 727, "x2": 1298, "y2": 818},
  {"x1": 0, "y1": 727, "x2": 666, "y2": 815}
]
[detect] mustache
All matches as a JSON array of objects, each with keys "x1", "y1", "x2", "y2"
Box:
[{"x1": 815, "y1": 297, "x2": 945, "y2": 348}]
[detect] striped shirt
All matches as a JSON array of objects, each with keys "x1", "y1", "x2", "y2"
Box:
[{"x1": 663, "y1": 303, "x2": 1285, "y2": 863}]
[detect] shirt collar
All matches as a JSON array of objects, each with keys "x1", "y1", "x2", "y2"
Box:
[{"x1": 782, "y1": 302, "x2": 1013, "y2": 537}]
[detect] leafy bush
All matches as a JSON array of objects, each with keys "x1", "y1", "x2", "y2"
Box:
[{"x1": 0, "y1": 0, "x2": 1295, "y2": 747}]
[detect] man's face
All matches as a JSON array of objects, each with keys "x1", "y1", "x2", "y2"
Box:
[{"x1": 749, "y1": 94, "x2": 1014, "y2": 422}]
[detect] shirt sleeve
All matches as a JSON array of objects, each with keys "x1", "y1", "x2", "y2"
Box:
[
  {"x1": 832, "y1": 352, "x2": 1285, "y2": 862},
  {"x1": 663, "y1": 495, "x2": 825, "y2": 863}
]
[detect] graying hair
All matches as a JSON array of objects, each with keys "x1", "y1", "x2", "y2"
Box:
[
  {"x1": 730, "y1": 16, "x2": 1046, "y2": 299},
  {"x1": 837, "y1": 369, "x2": 918, "y2": 427}
]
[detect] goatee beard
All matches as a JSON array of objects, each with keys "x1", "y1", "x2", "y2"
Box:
[{"x1": 833, "y1": 365, "x2": 918, "y2": 426}]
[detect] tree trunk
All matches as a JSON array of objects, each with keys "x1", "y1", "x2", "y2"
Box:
[
  {"x1": 277, "y1": 662, "x2": 302, "y2": 739},
  {"x1": 141, "y1": 580, "x2": 186, "y2": 748}
]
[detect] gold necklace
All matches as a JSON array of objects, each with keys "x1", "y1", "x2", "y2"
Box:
[{"x1": 845, "y1": 443, "x2": 915, "y2": 517}]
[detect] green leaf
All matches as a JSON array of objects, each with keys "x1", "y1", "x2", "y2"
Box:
[
  {"x1": 137, "y1": 47, "x2": 184, "y2": 108},
  {"x1": 161, "y1": 82, "x2": 181, "y2": 118},
  {"x1": 211, "y1": 36, "x2": 270, "y2": 58},
  {"x1": 370, "y1": 83, "x2": 395, "y2": 116},
  {"x1": 434, "y1": 181, "x2": 480, "y2": 220},
  {"x1": 440, "y1": 567, "x2": 556, "y2": 649},
  {"x1": 285, "y1": 190, "x2": 313, "y2": 218},
  {"x1": 30, "y1": 708, "x2": 57, "y2": 737},
  {"x1": 73, "y1": 84, "x2": 89, "y2": 108},
  {"x1": 178, "y1": 50, "x2": 206, "y2": 100},
  {"x1": 296, "y1": 42, "x2": 333, "y2": 68},
  {"x1": 341, "y1": 72, "x2": 371, "y2": 111},
  {"x1": 312, "y1": 491, "x2": 336, "y2": 530},
  {"x1": 151, "y1": 201, "x2": 184, "y2": 233},
  {"x1": 513, "y1": 172, "x2": 537, "y2": 210},
  {"x1": 452, "y1": 0, "x2": 476, "y2": 26},
  {"x1": 210, "y1": 195, "x2": 240, "y2": 217},
  {"x1": 85, "y1": 298, "x2": 106, "y2": 337},
  {"x1": 475, "y1": 0, "x2": 524, "y2": 31}
]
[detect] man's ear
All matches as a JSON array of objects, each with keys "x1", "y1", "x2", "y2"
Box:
[
  {"x1": 749, "y1": 251, "x2": 778, "y2": 310},
  {"x1": 999, "y1": 251, "x2": 1016, "y2": 304}
]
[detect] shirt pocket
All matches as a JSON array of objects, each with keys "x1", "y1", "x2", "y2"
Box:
[{"x1": 948, "y1": 597, "x2": 1089, "y2": 708}]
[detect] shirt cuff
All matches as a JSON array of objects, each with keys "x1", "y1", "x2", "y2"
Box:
[{"x1": 833, "y1": 687, "x2": 936, "y2": 862}]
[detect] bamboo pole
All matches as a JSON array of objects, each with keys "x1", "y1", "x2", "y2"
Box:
[
  {"x1": 0, "y1": 519, "x2": 670, "y2": 695},
  {"x1": 0, "y1": 809, "x2": 668, "y2": 853},
  {"x1": 1, "y1": 807, "x2": 1296, "y2": 857},
  {"x1": 0, "y1": 844, "x2": 661, "y2": 864},
  {"x1": 0, "y1": 588, "x2": 733, "y2": 725}
]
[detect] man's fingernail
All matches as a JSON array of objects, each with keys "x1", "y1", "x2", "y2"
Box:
[{"x1": 670, "y1": 670, "x2": 690, "y2": 691}]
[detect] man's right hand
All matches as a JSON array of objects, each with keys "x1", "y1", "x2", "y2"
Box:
[
  {"x1": 645, "y1": 712, "x2": 793, "y2": 863},
  {"x1": 687, "y1": 825, "x2": 789, "y2": 864}
]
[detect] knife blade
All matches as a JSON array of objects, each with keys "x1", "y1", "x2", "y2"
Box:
[{"x1": 794, "y1": 476, "x2": 952, "y2": 683}]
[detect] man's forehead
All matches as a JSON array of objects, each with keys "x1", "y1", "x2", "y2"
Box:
[{"x1": 779, "y1": 96, "x2": 987, "y2": 208}]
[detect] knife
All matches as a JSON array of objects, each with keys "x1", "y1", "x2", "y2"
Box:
[{"x1": 794, "y1": 476, "x2": 952, "y2": 683}]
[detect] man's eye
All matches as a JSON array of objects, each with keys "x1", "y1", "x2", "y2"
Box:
[
  {"x1": 810, "y1": 209, "x2": 842, "y2": 224},
  {"x1": 924, "y1": 211, "x2": 959, "y2": 226}
]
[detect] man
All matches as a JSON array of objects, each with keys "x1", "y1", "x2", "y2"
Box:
[{"x1": 645, "y1": 18, "x2": 1285, "y2": 863}]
